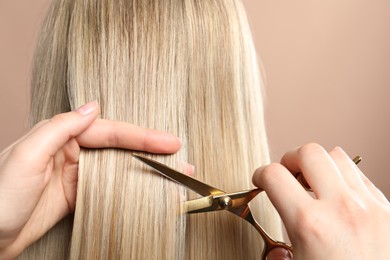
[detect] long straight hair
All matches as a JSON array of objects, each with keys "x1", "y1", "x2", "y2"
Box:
[{"x1": 22, "y1": 0, "x2": 282, "y2": 259}]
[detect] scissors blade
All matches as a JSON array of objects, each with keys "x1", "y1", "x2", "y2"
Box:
[
  {"x1": 184, "y1": 196, "x2": 216, "y2": 213},
  {"x1": 185, "y1": 189, "x2": 261, "y2": 214},
  {"x1": 132, "y1": 153, "x2": 225, "y2": 196}
]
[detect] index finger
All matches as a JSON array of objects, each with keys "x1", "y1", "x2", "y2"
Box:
[
  {"x1": 75, "y1": 119, "x2": 182, "y2": 154},
  {"x1": 252, "y1": 163, "x2": 312, "y2": 227}
]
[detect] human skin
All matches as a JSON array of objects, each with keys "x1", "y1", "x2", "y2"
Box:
[
  {"x1": 0, "y1": 101, "x2": 182, "y2": 259},
  {"x1": 2, "y1": 102, "x2": 388, "y2": 259},
  {"x1": 254, "y1": 143, "x2": 390, "y2": 260}
]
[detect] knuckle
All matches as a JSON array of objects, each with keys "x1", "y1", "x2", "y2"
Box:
[
  {"x1": 330, "y1": 194, "x2": 371, "y2": 234},
  {"x1": 339, "y1": 194, "x2": 368, "y2": 219},
  {"x1": 297, "y1": 143, "x2": 325, "y2": 157},
  {"x1": 294, "y1": 205, "x2": 324, "y2": 242},
  {"x1": 49, "y1": 113, "x2": 69, "y2": 125},
  {"x1": 260, "y1": 163, "x2": 285, "y2": 184},
  {"x1": 9, "y1": 142, "x2": 34, "y2": 164},
  {"x1": 49, "y1": 112, "x2": 75, "y2": 139},
  {"x1": 328, "y1": 146, "x2": 347, "y2": 161},
  {"x1": 107, "y1": 123, "x2": 119, "y2": 147}
]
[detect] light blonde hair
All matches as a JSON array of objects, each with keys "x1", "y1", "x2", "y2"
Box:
[{"x1": 22, "y1": 0, "x2": 282, "y2": 259}]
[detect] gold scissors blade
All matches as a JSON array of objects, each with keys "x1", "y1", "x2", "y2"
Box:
[
  {"x1": 132, "y1": 153, "x2": 293, "y2": 259},
  {"x1": 184, "y1": 189, "x2": 262, "y2": 214},
  {"x1": 132, "y1": 153, "x2": 225, "y2": 196},
  {"x1": 184, "y1": 196, "x2": 217, "y2": 213}
]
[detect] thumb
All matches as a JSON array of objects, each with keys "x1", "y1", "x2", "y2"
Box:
[
  {"x1": 267, "y1": 248, "x2": 293, "y2": 260},
  {"x1": 19, "y1": 101, "x2": 100, "y2": 163}
]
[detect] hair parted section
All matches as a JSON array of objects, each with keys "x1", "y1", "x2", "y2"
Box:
[{"x1": 22, "y1": 0, "x2": 282, "y2": 259}]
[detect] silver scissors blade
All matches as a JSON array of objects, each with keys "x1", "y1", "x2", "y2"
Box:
[{"x1": 132, "y1": 153, "x2": 225, "y2": 196}]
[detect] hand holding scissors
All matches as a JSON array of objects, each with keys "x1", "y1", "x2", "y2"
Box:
[
  {"x1": 133, "y1": 143, "x2": 390, "y2": 259},
  {"x1": 253, "y1": 143, "x2": 390, "y2": 259}
]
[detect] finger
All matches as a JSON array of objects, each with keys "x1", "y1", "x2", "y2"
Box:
[
  {"x1": 252, "y1": 163, "x2": 312, "y2": 226},
  {"x1": 267, "y1": 248, "x2": 293, "y2": 260},
  {"x1": 328, "y1": 148, "x2": 389, "y2": 205},
  {"x1": 358, "y1": 170, "x2": 390, "y2": 205},
  {"x1": 328, "y1": 147, "x2": 368, "y2": 193},
  {"x1": 281, "y1": 143, "x2": 347, "y2": 199},
  {"x1": 61, "y1": 138, "x2": 80, "y2": 211},
  {"x1": 15, "y1": 101, "x2": 100, "y2": 165},
  {"x1": 75, "y1": 119, "x2": 182, "y2": 154}
]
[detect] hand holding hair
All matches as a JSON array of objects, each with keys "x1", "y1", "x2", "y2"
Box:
[
  {"x1": 253, "y1": 143, "x2": 390, "y2": 260},
  {"x1": 0, "y1": 101, "x2": 181, "y2": 259}
]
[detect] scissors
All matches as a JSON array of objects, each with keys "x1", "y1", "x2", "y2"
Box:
[{"x1": 132, "y1": 153, "x2": 361, "y2": 259}]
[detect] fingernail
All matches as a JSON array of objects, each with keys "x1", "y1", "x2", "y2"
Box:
[
  {"x1": 76, "y1": 101, "x2": 98, "y2": 115},
  {"x1": 164, "y1": 134, "x2": 182, "y2": 146}
]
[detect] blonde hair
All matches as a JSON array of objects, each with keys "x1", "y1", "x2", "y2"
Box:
[{"x1": 22, "y1": 0, "x2": 282, "y2": 259}]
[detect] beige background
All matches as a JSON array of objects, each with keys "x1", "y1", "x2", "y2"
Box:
[{"x1": 1, "y1": 1, "x2": 389, "y2": 198}]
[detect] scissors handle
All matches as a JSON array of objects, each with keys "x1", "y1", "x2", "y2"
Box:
[{"x1": 233, "y1": 205, "x2": 292, "y2": 260}]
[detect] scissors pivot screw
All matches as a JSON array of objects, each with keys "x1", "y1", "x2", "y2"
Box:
[{"x1": 218, "y1": 196, "x2": 233, "y2": 210}]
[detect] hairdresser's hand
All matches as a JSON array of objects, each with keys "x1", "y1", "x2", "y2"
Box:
[
  {"x1": 0, "y1": 101, "x2": 181, "y2": 258},
  {"x1": 253, "y1": 143, "x2": 390, "y2": 260}
]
